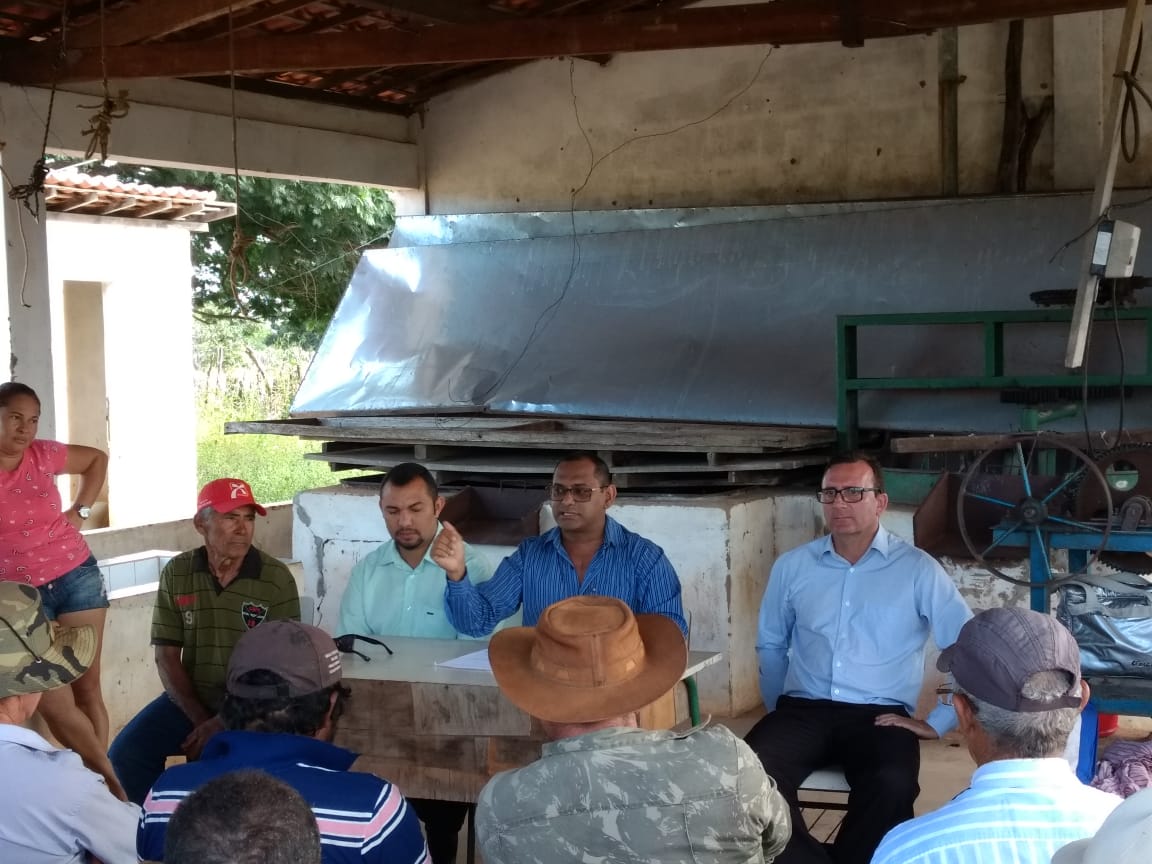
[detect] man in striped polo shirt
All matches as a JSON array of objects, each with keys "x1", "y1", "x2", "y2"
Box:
[
  {"x1": 110, "y1": 478, "x2": 300, "y2": 805},
  {"x1": 137, "y1": 620, "x2": 428, "y2": 864},
  {"x1": 872, "y1": 608, "x2": 1122, "y2": 864},
  {"x1": 439, "y1": 451, "x2": 687, "y2": 637}
]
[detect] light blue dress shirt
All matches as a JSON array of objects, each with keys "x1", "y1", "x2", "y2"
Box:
[
  {"x1": 871, "y1": 759, "x2": 1122, "y2": 864},
  {"x1": 444, "y1": 516, "x2": 686, "y2": 638},
  {"x1": 757, "y1": 525, "x2": 972, "y2": 736},
  {"x1": 337, "y1": 528, "x2": 492, "y2": 638},
  {"x1": 0, "y1": 724, "x2": 140, "y2": 864}
]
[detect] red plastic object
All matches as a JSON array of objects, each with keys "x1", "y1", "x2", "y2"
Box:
[{"x1": 1098, "y1": 712, "x2": 1120, "y2": 737}]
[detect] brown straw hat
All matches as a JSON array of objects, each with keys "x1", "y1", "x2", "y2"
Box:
[{"x1": 488, "y1": 596, "x2": 687, "y2": 723}]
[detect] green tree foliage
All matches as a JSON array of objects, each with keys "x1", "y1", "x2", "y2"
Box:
[{"x1": 94, "y1": 164, "x2": 394, "y2": 347}]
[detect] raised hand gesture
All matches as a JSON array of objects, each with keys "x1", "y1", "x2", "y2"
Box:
[{"x1": 431, "y1": 521, "x2": 468, "y2": 581}]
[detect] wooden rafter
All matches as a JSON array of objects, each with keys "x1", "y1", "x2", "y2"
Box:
[
  {"x1": 67, "y1": 0, "x2": 266, "y2": 48},
  {"x1": 4, "y1": 0, "x2": 1136, "y2": 85}
]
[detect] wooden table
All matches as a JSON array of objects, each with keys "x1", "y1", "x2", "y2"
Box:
[{"x1": 337, "y1": 636, "x2": 721, "y2": 803}]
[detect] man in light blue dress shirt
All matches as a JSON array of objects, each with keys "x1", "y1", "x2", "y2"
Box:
[
  {"x1": 335, "y1": 462, "x2": 492, "y2": 864},
  {"x1": 746, "y1": 453, "x2": 973, "y2": 864}
]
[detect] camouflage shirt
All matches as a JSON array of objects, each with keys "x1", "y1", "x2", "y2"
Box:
[{"x1": 476, "y1": 723, "x2": 791, "y2": 864}]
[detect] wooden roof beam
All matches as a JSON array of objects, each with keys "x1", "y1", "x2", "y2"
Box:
[
  {"x1": 5, "y1": 0, "x2": 1134, "y2": 84},
  {"x1": 67, "y1": 0, "x2": 267, "y2": 49}
]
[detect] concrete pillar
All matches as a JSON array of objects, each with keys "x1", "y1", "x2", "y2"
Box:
[
  {"x1": 1053, "y1": 12, "x2": 1104, "y2": 190},
  {"x1": 0, "y1": 133, "x2": 55, "y2": 436}
]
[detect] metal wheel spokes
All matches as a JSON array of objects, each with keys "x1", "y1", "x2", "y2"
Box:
[{"x1": 957, "y1": 435, "x2": 1112, "y2": 587}]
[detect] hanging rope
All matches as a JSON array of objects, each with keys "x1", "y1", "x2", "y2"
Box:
[
  {"x1": 1120, "y1": 30, "x2": 1152, "y2": 163},
  {"x1": 7, "y1": 0, "x2": 70, "y2": 218},
  {"x1": 225, "y1": 1, "x2": 251, "y2": 311},
  {"x1": 78, "y1": 0, "x2": 130, "y2": 162}
]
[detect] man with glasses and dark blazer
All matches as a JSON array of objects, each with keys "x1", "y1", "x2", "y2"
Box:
[
  {"x1": 438, "y1": 451, "x2": 687, "y2": 638},
  {"x1": 744, "y1": 452, "x2": 973, "y2": 864}
]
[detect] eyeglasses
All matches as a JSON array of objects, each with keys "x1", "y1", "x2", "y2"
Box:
[
  {"x1": 334, "y1": 633, "x2": 393, "y2": 662},
  {"x1": 935, "y1": 685, "x2": 974, "y2": 711},
  {"x1": 545, "y1": 483, "x2": 608, "y2": 503},
  {"x1": 816, "y1": 486, "x2": 882, "y2": 504}
]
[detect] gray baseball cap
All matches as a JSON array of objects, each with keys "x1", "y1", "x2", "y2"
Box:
[
  {"x1": 227, "y1": 620, "x2": 342, "y2": 699},
  {"x1": 937, "y1": 607, "x2": 1082, "y2": 712}
]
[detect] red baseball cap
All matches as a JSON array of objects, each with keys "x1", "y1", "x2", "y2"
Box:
[{"x1": 197, "y1": 478, "x2": 268, "y2": 516}]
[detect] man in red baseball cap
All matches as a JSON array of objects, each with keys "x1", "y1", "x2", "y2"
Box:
[{"x1": 109, "y1": 477, "x2": 300, "y2": 805}]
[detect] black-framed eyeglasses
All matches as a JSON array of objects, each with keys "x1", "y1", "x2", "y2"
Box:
[
  {"x1": 816, "y1": 486, "x2": 882, "y2": 504},
  {"x1": 545, "y1": 483, "x2": 608, "y2": 503},
  {"x1": 335, "y1": 633, "x2": 393, "y2": 662}
]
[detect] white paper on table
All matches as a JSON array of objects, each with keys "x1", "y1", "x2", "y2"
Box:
[{"x1": 434, "y1": 648, "x2": 492, "y2": 672}]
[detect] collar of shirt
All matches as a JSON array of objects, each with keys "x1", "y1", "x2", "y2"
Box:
[
  {"x1": 192, "y1": 545, "x2": 264, "y2": 580},
  {"x1": 818, "y1": 523, "x2": 893, "y2": 562},
  {"x1": 382, "y1": 524, "x2": 444, "y2": 570},
  {"x1": 543, "y1": 725, "x2": 673, "y2": 756},
  {"x1": 967, "y1": 758, "x2": 1083, "y2": 791},
  {"x1": 545, "y1": 515, "x2": 624, "y2": 553},
  {"x1": 0, "y1": 723, "x2": 56, "y2": 752},
  {"x1": 199, "y1": 729, "x2": 358, "y2": 771}
]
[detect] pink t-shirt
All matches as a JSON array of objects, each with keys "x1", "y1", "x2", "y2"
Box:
[{"x1": 0, "y1": 439, "x2": 92, "y2": 586}]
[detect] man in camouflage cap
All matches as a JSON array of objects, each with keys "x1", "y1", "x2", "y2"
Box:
[
  {"x1": 0, "y1": 582, "x2": 140, "y2": 863},
  {"x1": 478, "y1": 596, "x2": 791, "y2": 863}
]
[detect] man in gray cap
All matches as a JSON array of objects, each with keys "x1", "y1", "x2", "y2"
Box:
[
  {"x1": 872, "y1": 607, "x2": 1122, "y2": 864},
  {"x1": 137, "y1": 619, "x2": 427, "y2": 864},
  {"x1": 0, "y1": 582, "x2": 139, "y2": 863}
]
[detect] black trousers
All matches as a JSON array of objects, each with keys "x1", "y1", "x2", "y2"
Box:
[
  {"x1": 744, "y1": 697, "x2": 921, "y2": 864},
  {"x1": 408, "y1": 798, "x2": 470, "y2": 864}
]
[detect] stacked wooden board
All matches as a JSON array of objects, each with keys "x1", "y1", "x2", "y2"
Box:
[{"x1": 226, "y1": 414, "x2": 837, "y2": 491}]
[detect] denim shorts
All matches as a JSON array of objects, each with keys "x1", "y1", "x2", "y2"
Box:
[{"x1": 39, "y1": 555, "x2": 109, "y2": 619}]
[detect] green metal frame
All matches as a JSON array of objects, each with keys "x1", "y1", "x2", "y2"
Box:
[{"x1": 836, "y1": 308, "x2": 1152, "y2": 449}]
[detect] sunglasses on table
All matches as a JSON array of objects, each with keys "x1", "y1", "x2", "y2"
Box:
[{"x1": 335, "y1": 633, "x2": 393, "y2": 662}]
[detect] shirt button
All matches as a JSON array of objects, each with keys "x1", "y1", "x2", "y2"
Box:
[
  {"x1": 836, "y1": 661, "x2": 842, "y2": 667},
  {"x1": 833, "y1": 688, "x2": 840, "y2": 695},
  {"x1": 844, "y1": 601, "x2": 850, "y2": 606}
]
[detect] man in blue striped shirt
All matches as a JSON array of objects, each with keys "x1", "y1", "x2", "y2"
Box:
[
  {"x1": 871, "y1": 607, "x2": 1121, "y2": 864},
  {"x1": 437, "y1": 452, "x2": 687, "y2": 637},
  {"x1": 138, "y1": 620, "x2": 429, "y2": 864}
]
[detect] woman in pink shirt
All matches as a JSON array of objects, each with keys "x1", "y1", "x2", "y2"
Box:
[{"x1": 0, "y1": 382, "x2": 124, "y2": 798}]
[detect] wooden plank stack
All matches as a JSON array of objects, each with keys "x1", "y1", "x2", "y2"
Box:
[{"x1": 226, "y1": 414, "x2": 836, "y2": 491}]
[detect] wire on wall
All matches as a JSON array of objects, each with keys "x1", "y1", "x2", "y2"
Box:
[{"x1": 463, "y1": 48, "x2": 776, "y2": 405}]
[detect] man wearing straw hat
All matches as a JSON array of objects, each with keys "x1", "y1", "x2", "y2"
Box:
[
  {"x1": 0, "y1": 582, "x2": 139, "y2": 863},
  {"x1": 477, "y1": 595, "x2": 791, "y2": 863}
]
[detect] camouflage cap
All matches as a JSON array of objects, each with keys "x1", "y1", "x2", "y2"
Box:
[{"x1": 0, "y1": 582, "x2": 95, "y2": 697}]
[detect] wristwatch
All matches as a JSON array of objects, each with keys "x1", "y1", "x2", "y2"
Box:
[{"x1": 76, "y1": 505, "x2": 92, "y2": 520}]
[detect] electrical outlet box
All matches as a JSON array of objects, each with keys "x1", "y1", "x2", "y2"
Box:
[{"x1": 1105, "y1": 220, "x2": 1141, "y2": 278}]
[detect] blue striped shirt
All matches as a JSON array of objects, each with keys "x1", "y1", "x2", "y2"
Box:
[
  {"x1": 757, "y1": 526, "x2": 972, "y2": 736},
  {"x1": 444, "y1": 516, "x2": 687, "y2": 636},
  {"x1": 871, "y1": 759, "x2": 1122, "y2": 864},
  {"x1": 138, "y1": 731, "x2": 428, "y2": 864}
]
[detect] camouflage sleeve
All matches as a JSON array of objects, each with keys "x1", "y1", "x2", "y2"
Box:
[
  {"x1": 151, "y1": 559, "x2": 184, "y2": 646},
  {"x1": 474, "y1": 776, "x2": 509, "y2": 864},
  {"x1": 734, "y1": 735, "x2": 792, "y2": 862}
]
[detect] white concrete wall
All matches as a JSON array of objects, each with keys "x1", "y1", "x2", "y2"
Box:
[
  {"x1": 418, "y1": 11, "x2": 1150, "y2": 214},
  {"x1": 84, "y1": 501, "x2": 294, "y2": 560},
  {"x1": 47, "y1": 216, "x2": 197, "y2": 527}
]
